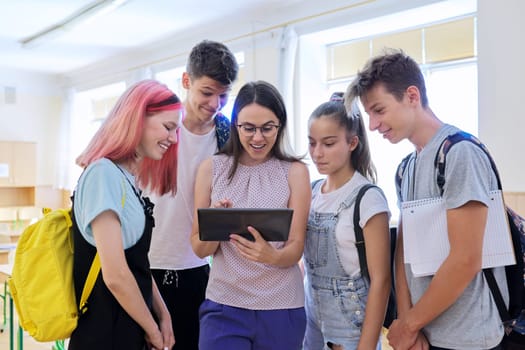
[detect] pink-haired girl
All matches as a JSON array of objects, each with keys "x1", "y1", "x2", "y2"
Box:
[{"x1": 69, "y1": 79, "x2": 181, "y2": 350}]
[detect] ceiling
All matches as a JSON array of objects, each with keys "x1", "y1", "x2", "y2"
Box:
[
  {"x1": 0, "y1": 0, "x2": 471, "y2": 76},
  {"x1": 0, "y1": 0, "x2": 312, "y2": 75}
]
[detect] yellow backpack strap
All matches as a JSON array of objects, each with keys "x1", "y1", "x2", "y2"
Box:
[
  {"x1": 120, "y1": 177, "x2": 126, "y2": 208},
  {"x1": 78, "y1": 253, "x2": 100, "y2": 315},
  {"x1": 78, "y1": 179, "x2": 127, "y2": 314}
]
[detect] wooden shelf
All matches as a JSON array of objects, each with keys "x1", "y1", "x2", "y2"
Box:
[
  {"x1": 0, "y1": 141, "x2": 36, "y2": 187},
  {"x1": 0, "y1": 187, "x2": 35, "y2": 207}
]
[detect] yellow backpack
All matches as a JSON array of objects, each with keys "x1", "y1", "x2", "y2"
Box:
[{"x1": 8, "y1": 208, "x2": 100, "y2": 342}]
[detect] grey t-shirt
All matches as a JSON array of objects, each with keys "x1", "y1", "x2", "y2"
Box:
[{"x1": 397, "y1": 124, "x2": 507, "y2": 349}]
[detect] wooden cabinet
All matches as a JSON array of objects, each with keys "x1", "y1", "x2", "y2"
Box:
[
  {"x1": 0, "y1": 141, "x2": 36, "y2": 207},
  {"x1": 0, "y1": 142, "x2": 11, "y2": 187},
  {"x1": 0, "y1": 142, "x2": 68, "y2": 209},
  {"x1": 0, "y1": 141, "x2": 36, "y2": 187}
]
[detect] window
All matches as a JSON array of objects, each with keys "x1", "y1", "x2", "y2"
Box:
[
  {"x1": 326, "y1": 60, "x2": 477, "y2": 220},
  {"x1": 326, "y1": 17, "x2": 476, "y2": 81},
  {"x1": 155, "y1": 66, "x2": 186, "y2": 101},
  {"x1": 298, "y1": 1, "x2": 477, "y2": 221},
  {"x1": 68, "y1": 82, "x2": 126, "y2": 189}
]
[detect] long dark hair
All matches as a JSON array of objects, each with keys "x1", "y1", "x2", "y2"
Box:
[
  {"x1": 309, "y1": 92, "x2": 377, "y2": 182},
  {"x1": 218, "y1": 80, "x2": 300, "y2": 180}
]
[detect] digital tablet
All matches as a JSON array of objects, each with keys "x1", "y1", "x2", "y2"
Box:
[{"x1": 197, "y1": 208, "x2": 293, "y2": 242}]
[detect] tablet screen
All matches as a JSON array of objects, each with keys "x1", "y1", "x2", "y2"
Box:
[{"x1": 197, "y1": 208, "x2": 293, "y2": 241}]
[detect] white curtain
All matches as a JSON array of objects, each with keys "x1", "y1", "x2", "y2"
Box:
[
  {"x1": 278, "y1": 25, "x2": 299, "y2": 155},
  {"x1": 127, "y1": 66, "x2": 153, "y2": 85},
  {"x1": 54, "y1": 88, "x2": 76, "y2": 190}
]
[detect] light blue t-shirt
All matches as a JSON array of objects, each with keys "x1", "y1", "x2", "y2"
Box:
[{"x1": 73, "y1": 158, "x2": 146, "y2": 249}]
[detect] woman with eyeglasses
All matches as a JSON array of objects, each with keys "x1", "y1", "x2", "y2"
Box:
[{"x1": 191, "y1": 80, "x2": 311, "y2": 350}]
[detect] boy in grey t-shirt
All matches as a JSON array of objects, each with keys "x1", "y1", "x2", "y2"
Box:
[{"x1": 346, "y1": 50, "x2": 507, "y2": 349}]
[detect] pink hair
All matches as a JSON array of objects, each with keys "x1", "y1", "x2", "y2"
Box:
[{"x1": 76, "y1": 79, "x2": 181, "y2": 195}]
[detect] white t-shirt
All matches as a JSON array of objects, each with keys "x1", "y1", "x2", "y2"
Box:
[
  {"x1": 311, "y1": 172, "x2": 390, "y2": 277},
  {"x1": 148, "y1": 122, "x2": 217, "y2": 270}
]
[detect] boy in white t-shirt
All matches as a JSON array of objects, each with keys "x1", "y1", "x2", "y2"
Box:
[{"x1": 147, "y1": 40, "x2": 238, "y2": 350}]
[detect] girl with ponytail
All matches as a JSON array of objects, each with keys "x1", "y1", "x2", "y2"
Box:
[{"x1": 303, "y1": 93, "x2": 391, "y2": 350}]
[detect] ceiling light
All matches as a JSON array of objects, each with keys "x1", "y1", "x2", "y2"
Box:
[{"x1": 19, "y1": 0, "x2": 128, "y2": 48}]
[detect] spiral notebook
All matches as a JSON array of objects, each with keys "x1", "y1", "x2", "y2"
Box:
[{"x1": 401, "y1": 190, "x2": 515, "y2": 277}]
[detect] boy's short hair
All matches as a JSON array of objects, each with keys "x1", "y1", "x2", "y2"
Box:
[
  {"x1": 348, "y1": 49, "x2": 429, "y2": 108},
  {"x1": 186, "y1": 40, "x2": 239, "y2": 86}
]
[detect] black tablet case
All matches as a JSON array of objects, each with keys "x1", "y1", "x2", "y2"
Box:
[{"x1": 197, "y1": 208, "x2": 293, "y2": 241}]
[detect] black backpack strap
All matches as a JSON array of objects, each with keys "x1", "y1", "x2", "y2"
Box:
[
  {"x1": 311, "y1": 178, "x2": 323, "y2": 190},
  {"x1": 435, "y1": 131, "x2": 511, "y2": 322},
  {"x1": 353, "y1": 183, "x2": 397, "y2": 328},
  {"x1": 395, "y1": 153, "x2": 412, "y2": 200},
  {"x1": 434, "y1": 131, "x2": 502, "y2": 195},
  {"x1": 353, "y1": 184, "x2": 378, "y2": 281},
  {"x1": 484, "y1": 268, "x2": 512, "y2": 322},
  {"x1": 214, "y1": 113, "x2": 231, "y2": 150}
]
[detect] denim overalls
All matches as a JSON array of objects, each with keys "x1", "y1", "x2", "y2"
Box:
[{"x1": 303, "y1": 181, "x2": 381, "y2": 350}]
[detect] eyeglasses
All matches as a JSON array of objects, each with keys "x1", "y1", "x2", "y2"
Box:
[{"x1": 237, "y1": 124, "x2": 280, "y2": 137}]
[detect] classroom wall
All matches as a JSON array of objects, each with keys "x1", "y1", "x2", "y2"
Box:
[
  {"x1": 0, "y1": 67, "x2": 62, "y2": 186},
  {"x1": 477, "y1": 0, "x2": 525, "y2": 192}
]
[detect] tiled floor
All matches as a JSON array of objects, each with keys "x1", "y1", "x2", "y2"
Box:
[
  {"x1": 0, "y1": 327, "x2": 56, "y2": 350},
  {"x1": 0, "y1": 329, "x2": 389, "y2": 350}
]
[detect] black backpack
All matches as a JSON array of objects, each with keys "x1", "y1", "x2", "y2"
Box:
[
  {"x1": 396, "y1": 131, "x2": 525, "y2": 345},
  {"x1": 354, "y1": 184, "x2": 397, "y2": 328}
]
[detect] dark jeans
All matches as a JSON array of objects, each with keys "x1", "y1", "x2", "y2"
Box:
[{"x1": 151, "y1": 264, "x2": 210, "y2": 350}]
